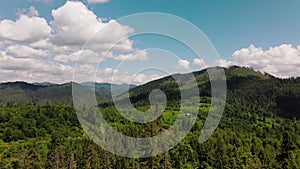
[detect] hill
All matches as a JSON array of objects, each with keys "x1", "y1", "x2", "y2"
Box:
[
  {"x1": 112, "y1": 66, "x2": 300, "y2": 119},
  {"x1": 81, "y1": 82, "x2": 136, "y2": 98},
  {"x1": 0, "y1": 66, "x2": 300, "y2": 168},
  {"x1": 0, "y1": 82, "x2": 109, "y2": 105}
]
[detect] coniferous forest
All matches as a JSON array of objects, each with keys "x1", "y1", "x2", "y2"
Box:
[{"x1": 0, "y1": 66, "x2": 300, "y2": 169}]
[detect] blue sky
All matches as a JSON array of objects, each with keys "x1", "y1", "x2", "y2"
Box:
[{"x1": 0, "y1": 0, "x2": 300, "y2": 83}]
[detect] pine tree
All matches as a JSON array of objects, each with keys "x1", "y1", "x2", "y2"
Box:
[
  {"x1": 277, "y1": 131, "x2": 297, "y2": 169},
  {"x1": 216, "y1": 135, "x2": 229, "y2": 169}
]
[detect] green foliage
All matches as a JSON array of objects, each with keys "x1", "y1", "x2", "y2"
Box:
[
  {"x1": 0, "y1": 104, "x2": 82, "y2": 143},
  {"x1": 0, "y1": 66, "x2": 300, "y2": 168},
  {"x1": 0, "y1": 82, "x2": 108, "y2": 105},
  {"x1": 0, "y1": 103, "x2": 299, "y2": 168}
]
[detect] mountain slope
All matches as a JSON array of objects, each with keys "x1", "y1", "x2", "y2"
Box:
[
  {"x1": 81, "y1": 82, "x2": 136, "y2": 98},
  {"x1": 112, "y1": 66, "x2": 300, "y2": 119},
  {"x1": 0, "y1": 82, "x2": 108, "y2": 105}
]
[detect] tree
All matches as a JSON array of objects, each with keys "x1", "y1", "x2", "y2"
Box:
[
  {"x1": 45, "y1": 132, "x2": 65, "y2": 169},
  {"x1": 277, "y1": 131, "x2": 297, "y2": 169},
  {"x1": 215, "y1": 135, "x2": 229, "y2": 169}
]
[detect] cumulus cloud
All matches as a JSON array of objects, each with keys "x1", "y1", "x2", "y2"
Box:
[
  {"x1": 16, "y1": 6, "x2": 39, "y2": 17},
  {"x1": 213, "y1": 59, "x2": 233, "y2": 68},
  {"x1": 174, "y1": 59, "x2": 190, "y2": 70},
  {"x1": 87, "y1": 0, "x2": 110, "y2": 4},
  {"x1": 95, "y1": 68, "x2": 162, "y2": 84},
  {"x1": 193, "y1": 58, "x2": 207, "y2": 68},
  {"x1": 131, "y1": 73, "x2": 162, "y2": 84},
  {"x1": 29, "y1": 39, "x2": 76, "y2": 54},
  {"x1": 50, "y1": 1, "x2": 133, "y2": 51},
  {"x1": 0, "y1": 1, "x2": 134, "y2": 55},
  {"x1": 232, "y1": 44, "x2": 267, "y2": 69},
  {"x1": 112, "y1": 50, "x2": 148, "y2": 61},
  {"x1": 0, "y1": 1, "x2": 149, "y2": 84},
  {"x1": 0, "y1": 51, "x2": 73, "y2": 83},
  {"x1": 6, "y1": 45, "x2": 49, "y2": 58},
  {"x1": 185, "y1": 44, "x2": 300, "y2": 78},
  {"x1": 54, "y1": 49, "x2": 148, "y2": 63},
  {"x1": 0, "y1": 40, "x2": 14, "y2": 49},
  {"x1": 0, "y1": 15, "x2": 51, "y2": 42},
  {"x1": 231, "y1": 44, "x2": 300, "y2": 78},
  {"x1": 54, "y1": 49, "x2": 104, "y2": 63},
  {"x1": 101, "y1": 67, "x2": 119, "y2": 76}
]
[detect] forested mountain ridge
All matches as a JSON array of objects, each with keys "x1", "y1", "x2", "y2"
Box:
[
  {"x1": 0, "y1": 81, "x2": 136, "y2": 105},
  {"x1": 2, "y1": 65, "x2": 299, "y2": 120},
  {"x1": 0, "y1": 66, "x2": 299, "y2": 168},
  {"x1": 81, "y1": 82, "x2": 136, "y2": 98},
  {"x1": 112, "y1": 66, "x2": 300, "y2": 119}
]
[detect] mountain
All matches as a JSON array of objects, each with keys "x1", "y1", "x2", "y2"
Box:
[
  {"x1": 1, "y1": 66, "x2": 300, "y2": 119},
  {"x1": 0, "y1": 81, "x2": 135, "y2": 105},
  {"x1": 0, "y1": 82, "x2": 108, "y2": 105},
  {"x1": 111, "y1": 66, "x2": 300, "y2": 119},
  {"x1": 32, "y1": 82, "x2": 59, "y2": 87},
  {"x1": 1, "y1": 66, "x2": 300, "y2": 168},
  {"x1": 81, "y1": 82, "x2": 136, "y2": 98}
]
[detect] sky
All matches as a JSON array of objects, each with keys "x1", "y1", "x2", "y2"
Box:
[{"x1": 0, "y1": 0, "x2": 300, "y2": 84}]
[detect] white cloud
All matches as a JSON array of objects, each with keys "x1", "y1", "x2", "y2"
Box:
[
  {"x1": 29, "y1": 39, "x2": 51, "y2": 49},
  {"x1": 0, "y1": 40, "x2": 14, "y2": 49},
  {"x1": 6, "y1": 45, "x2": 48, "y2": 58},
  {"x1": 54, "y1": 49, "x2": 104, "y2": 63},
  {"x1": 2, "y1": 1, "x2": 253, "y2": 85},
  {"x1": 213, "y1": 59, "x2": 233, "y2": 68},
  {"x1": 0, "y1": 15, "x2": 51, "y2": 42},
  {"x1": 231, "y1": 44, "x2": 300, "y2": 78},
  {"x1": 131, "y1": 73, "x2": 162, "y2": 84},
  {"x1": 95, "y1": 67, "x2": 162, "y2": 84},
  {"x1": 29, "y1": 39, "x2": 76, "y2": 54},
  {"x1": 193, "y1": 58, "x2": 207, "y2": 68},
  {"x1": 101, "y1": 67, "x2": 119, "y2": 77},
  {"x1": 54, "y1": 49, "x2": 148, "y2": 64},
  {"x1": 0, "y1": 1, "x2": 148, "y2": 84},
  {"x1": 16, "y1": 6, "x2": 39, "y2": 17},
  {"x1": 0, "y1": 1, "x2": 151, "y2": 84},
  {"x1": 232, "y1": 44, "x2": 268, "y2": 69},
  {"x1": 87, "y1": 0, "x2": 110, "y2": 4},
  {"x1": 112, "y1": 50, "x2": 148, "y2": 61},
  {"x1": 16, "y1": 9, "x2": 27, "y2": 17},
  {"x1": 50, "y1": 1, "x2": 133, "y2": 51},
  {"x1": 174, "y1": 59, "x2": 190, "y2": 70},
  {"x1": 0, "y1": 51, "x2": 73, "y2": 83},
  {"x1": 72, "y1": 63, "x2": 101, "y2": 82}
]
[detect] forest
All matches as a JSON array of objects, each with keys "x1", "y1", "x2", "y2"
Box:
[{"x1": 0, "y1": 66, "x2": 300, "y2": 169}]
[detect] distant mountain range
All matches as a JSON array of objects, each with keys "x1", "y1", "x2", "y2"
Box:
[
  {"x1": 81, "y1": 82, "x2": 136, "y2": 97},
  {"x1": 0, "y1": 81, "x2": 135, "y2": 105},
  {"x1": 32, "y1": 82, "x2": 59, "y2": 87},
  {"x1": 1, "y1": 66, "x2": 299, "y2": 119}
]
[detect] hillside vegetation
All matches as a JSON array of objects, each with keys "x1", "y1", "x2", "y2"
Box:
[{"x1": 0, "y1": 66, "x2": 299, "y2": 168}]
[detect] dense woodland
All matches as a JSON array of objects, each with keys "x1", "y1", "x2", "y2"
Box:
[{"x1": 0, "y1": 66, "x2": 300, "y2": 168}]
